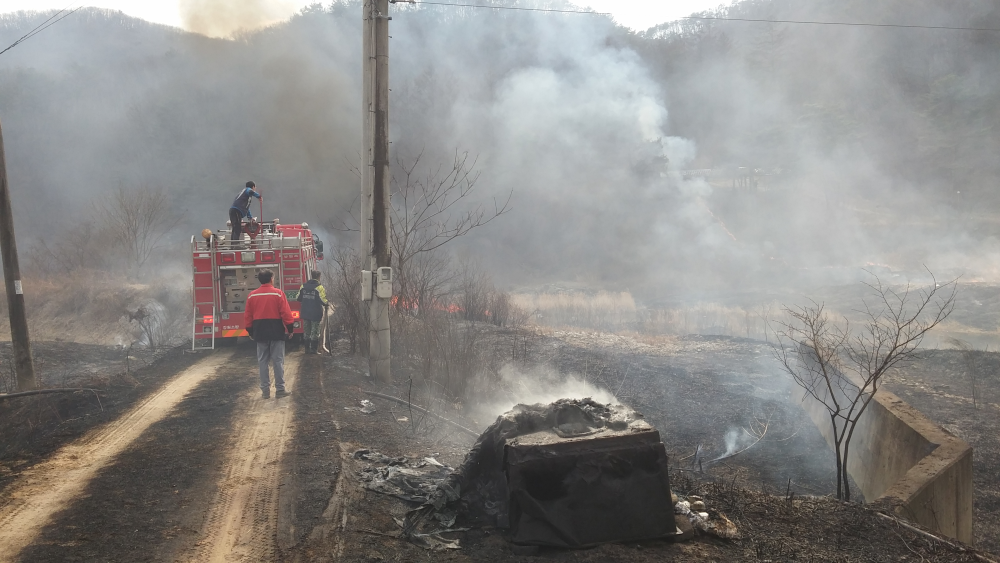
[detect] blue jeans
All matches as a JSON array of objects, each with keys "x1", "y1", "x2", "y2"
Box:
[{"x1": 256, "y1": 340, "x2": 286, "y2": 392}]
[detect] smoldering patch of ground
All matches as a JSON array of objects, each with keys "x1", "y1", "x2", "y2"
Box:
[
  {"x1": 529, "y1": 331, "x2": 846, "y2": 497},
  {"x1": 291, "y1": 337, "x2": 994, "y2": 562}
]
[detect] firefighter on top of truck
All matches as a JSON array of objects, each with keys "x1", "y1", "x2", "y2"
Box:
[{"x1": 229, "y1": 181, "x2": 262, "y2": 247}]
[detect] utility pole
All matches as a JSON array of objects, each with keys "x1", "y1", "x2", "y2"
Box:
[
  {"x1": 0, "y1": 118, "x2": 36, "y2": 391},
  {"x1": 363, "y1": 0, "x2": 391, "y2": 382}
]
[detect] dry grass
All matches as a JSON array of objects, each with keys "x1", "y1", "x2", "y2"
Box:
[
  {"x1": 512, "y1": 291, "x2": 638, "y2": 332},
  {"x1": 0, "y1": 271, "x2": 189, "y2": 348},
  {"x1": 515, "y1": 290, "x2": 783, "y2": 341}
]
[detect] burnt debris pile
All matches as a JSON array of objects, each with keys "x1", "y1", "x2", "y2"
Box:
[{"x1": 403, "y1": 398, "x2": 678, "y2": 548}]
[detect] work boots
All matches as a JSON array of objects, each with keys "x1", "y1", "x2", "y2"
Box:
[{"x1": 313, "y1": 340, "x2": 323, "y2": 354}]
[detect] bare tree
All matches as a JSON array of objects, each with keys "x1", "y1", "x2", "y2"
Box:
[
  {"x1": 389, "y1": 150, "x2": 510, "y2": 315},
  {"x1": 337, "y1": 150, "x2": 510, "y2": 318},
  {"x1": 773, "y1": 271, "x2": 956, "y2": 501},
  {"x1": 96, "y1": 185, "x2": 179, "y2": 274}
]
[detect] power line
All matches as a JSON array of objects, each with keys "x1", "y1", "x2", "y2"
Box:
[
  {"x1": 0, "y1": 2, "x2": 83, "y2": 58},
  {"x1": 391, "y1": 1, "x2": 609, "y2": 16},
  {"x1": 679, "y1": 15, "x2": 1000, "y2": 32},
  {"x1": 393, "y1": 1, "x2": 1000, "y2": 32}
]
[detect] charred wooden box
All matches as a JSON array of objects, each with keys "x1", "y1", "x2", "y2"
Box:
[{"x1": 504, "y1": 417, "x2": 673, "y2": 547}]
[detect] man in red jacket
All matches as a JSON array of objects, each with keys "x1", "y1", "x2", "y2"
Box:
[{"x1": 244, "y1": 269, "x2": 295, "y2": 398}]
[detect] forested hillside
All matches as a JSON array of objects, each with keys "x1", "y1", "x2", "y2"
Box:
[
  {"x1": 1, "y1": 1, "x2": 999, "y2": 296},
  {"x1": 633, "y1": 0, "x2": 1000, "y2": 200}
]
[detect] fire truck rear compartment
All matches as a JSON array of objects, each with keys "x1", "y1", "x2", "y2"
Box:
[{"x1": 221, "y1": 267, "x2": 264, "y2": 313}]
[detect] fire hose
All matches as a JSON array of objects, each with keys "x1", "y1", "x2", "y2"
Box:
[{"x1": 362, "y1": 391, "x2": 479, "y2": 438}]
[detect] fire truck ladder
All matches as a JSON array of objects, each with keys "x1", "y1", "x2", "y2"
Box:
[{"x1": 191, "y1": 235, "x2": 217, "y2": 351}]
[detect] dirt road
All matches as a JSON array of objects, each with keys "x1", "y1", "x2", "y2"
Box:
[
  {"x1": 0, "y1": 351, "x2": 232, "y2": 558},
  {"x1": 0, "y1": 344, "x2": 316, "y2": 562},
  {"x1": 186, "y1": 356, "x2": 300, "y2": 562}
]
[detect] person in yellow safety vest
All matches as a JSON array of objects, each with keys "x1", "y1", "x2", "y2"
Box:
[{"x1": 296, "y1": 270, "x2": 330, "y2": 354}]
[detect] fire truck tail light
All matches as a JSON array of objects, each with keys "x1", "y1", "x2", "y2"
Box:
[
  {"x1": 221, "y1": 252, "x2": 236, "y2": 264},
  {"x1": 292, "y1": 311, "x2": 300, "y2": 319},
  {"x1": 202, "y1": 315, "x2": 213, "y2": 324},
  {"x1": 261, "y1": 251, "x2": 275, "y2": 262}
]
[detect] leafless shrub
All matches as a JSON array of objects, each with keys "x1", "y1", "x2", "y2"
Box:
[
  {"x1": 26, "y1": 222, "x2": 114, "y2": 277},
  {"x1": 124, "y1": 299, "x2": 182, "y2": 352},
  {"x1": 395, "y1": 246, "x2": 453, "y2": 318},
  {"x1": 947, "y1": 338, "x2": 984, "y2": 410},
  {"x1": 390, "y1": 297, "x2": 537, "y2": 403},
  {"x1": 388, "y1": 378, "x2": 453, "y2": 437},
  {"x1": 95, "y1": 185, "x2": 180, "y2": 275},
  {"x1": 326, "y1": 245, "x2": 368, "y2": 354},
  {"x1": 391, "y1": 309, "x2": 482, "y2": 399},
  {"x1": 456, "y1": 258, "x2": 491, "y2": 323},
  {"x1": 772, "y1": 270, "x2": 957, "y2": 501},
  {"x1": 488, "y1": 290, "x2": 512, "y2": 327}
]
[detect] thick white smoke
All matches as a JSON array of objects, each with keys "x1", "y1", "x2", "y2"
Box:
[{"x1": 472, "y1": 363, "x2": 617, "y2": 425}]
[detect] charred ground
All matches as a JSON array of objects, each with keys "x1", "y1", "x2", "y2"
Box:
[{"x1": 0, "y1": 332, "x2": 996, "y2": 561}]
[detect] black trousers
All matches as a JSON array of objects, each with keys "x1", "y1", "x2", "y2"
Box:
[{"x1": 229, "y1": 208, "x2": 243, "y2": 244}]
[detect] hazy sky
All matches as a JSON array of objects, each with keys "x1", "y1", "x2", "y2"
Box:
[{"x1": 1, "y1": 1, "x2": 726, "y2": 34}]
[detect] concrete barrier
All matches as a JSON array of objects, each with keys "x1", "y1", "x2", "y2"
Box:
[{"x1": 799, "y1": 386, "x2": 973, "y2": 543}]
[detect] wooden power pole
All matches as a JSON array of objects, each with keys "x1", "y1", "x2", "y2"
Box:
[
  {"x1": 363, "y1": 0, "x2": 391, "y2": 382},
  {"x1": 0, "y1": 118, "x2": 36, "y2": 391}
]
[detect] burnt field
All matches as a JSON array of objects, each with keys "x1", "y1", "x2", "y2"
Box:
[
  {"x1": 0, "y1": 332, "x2": 996, "y2": 560},
  {"x1": 521, "y1": 331, "x2": 1000, "y2": 553},
  {"x1": 537, "y1": 332, "x2": 845, "y2": 496},
  {"x1": 0, "y1": 342, "x2": 201, "y2": 492},
  {"x1": 287, "y1": 333, "x2": 997, "y2": 561}
]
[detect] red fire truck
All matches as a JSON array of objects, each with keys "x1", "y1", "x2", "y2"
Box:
[{"x1": 191, "y1": 216, "x2": 324, "y2": 349}]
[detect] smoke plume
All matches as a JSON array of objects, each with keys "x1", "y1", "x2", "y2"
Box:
[
  {"x1": 179, "y1": 0, "x2": 304, "y2": 38},
  {"x1": 0, "y1": 0, "x2": 998, "y2": 300}
]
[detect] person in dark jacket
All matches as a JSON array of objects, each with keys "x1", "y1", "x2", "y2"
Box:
[
  {"x1": 244, "y1": 269, "x2": 294, "y2": 398},
  {"x1": 296, "y1": 270, "x2": 329, "y2": 354},
  {"x1": 229, "y1": 181, "x2": 262, "y2": 248}
]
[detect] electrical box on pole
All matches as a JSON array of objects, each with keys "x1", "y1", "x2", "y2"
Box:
[
  {"x1": 361, "y1": 269, "x2": 372, "y2": 301},
  {"x1": 376, "y1": 267, "x2": 392, "y2": 299}
]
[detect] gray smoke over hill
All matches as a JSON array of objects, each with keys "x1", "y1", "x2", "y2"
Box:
[{"x1": 1, "y1": 1, "x2": 999, "y2": 299}]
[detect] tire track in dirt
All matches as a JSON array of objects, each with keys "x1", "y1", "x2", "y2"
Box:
[
  {"x1": 191, "y1": 356, "x2": 301, "y2": 562},
  {"x1": 0, "y1": 351, "x2": 232, "y2": 559},
  {"x1": 313, "y1": 441, "x2": 355, "y2": 562}
]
